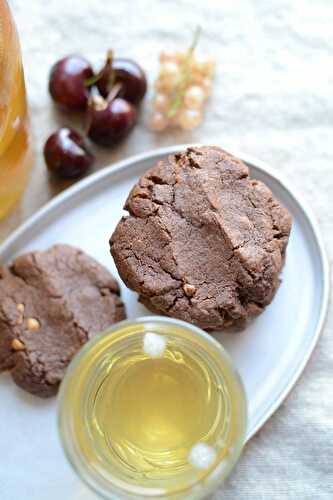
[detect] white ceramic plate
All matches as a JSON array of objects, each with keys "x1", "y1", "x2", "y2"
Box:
[{"x1": 0, "y1": 146, "x2": 329, "y2": 500}]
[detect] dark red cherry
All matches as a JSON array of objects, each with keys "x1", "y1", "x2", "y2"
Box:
[
  {"x1": 87, "y1": 95, "x2": 137, "y2": 147},
  {"x1": 97, "y1": 52, "x2": 147, "y2": 105},
  {"x1": 44, "y1": 128, "x2": 94, "y2": 179},
  {"x1": 49, "y1": 55, "x2": 94, "y2": 111}
]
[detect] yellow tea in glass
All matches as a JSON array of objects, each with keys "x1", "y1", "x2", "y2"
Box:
[
  {"x1": 0, "y1": 0, "x2": 32, "y2": 221},
  {"x1": 59, "y1": 317, "x2": 247, "y2": 500}
]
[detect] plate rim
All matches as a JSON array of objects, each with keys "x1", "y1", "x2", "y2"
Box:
[{"x1": 0, "y1": 144, "x2": 329, "y2": 441}]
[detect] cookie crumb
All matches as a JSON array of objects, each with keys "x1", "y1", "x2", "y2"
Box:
[
  {"x1": 143, "y1": 332, "x2": 167, "y2": 358},
  {"x1": 188, "y1": 443, "x2": 217, "y2": 469},
  {"x1": 17, "y1": 303, "x2": 25, "y2": 313},
  {"x1": 27, "y1": 318, "x2": 40, "y2": 331},
  {"x1": 11, "y1": 339, "x2": 26, "y2": 351},
  {"x1": 183, "y1": 284, "x2": 196, "y2": 297}
]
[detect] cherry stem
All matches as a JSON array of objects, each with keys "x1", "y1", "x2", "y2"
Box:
[
  {"x1": 106, "y1": 82, "x2": 123, "y2": 103},
  {"x1": 106, "y1": 49, "x2": 114, "y2": 63},
  {"x1": 105, "y1": 49, "x2": 116, "y2": 92},
  {"x1": 84, "y1": 73, "x2": 102, "y2": 88},
  {"x1": 84, "y1": 49, "x2": 115, "y2": 88}
]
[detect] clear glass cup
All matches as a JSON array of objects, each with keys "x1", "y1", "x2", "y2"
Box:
[
  {"x1": 0, "y1": 0, "x2": 32, "y2": 221},
  {"x1": 58, "y1": 316, "x2": 247, "y2": 500}
]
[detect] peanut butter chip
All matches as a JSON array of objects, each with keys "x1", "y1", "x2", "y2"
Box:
[
  {"x1": 183, "y1": 284, "x2": 196, "y2": 297},
  {"x1": 17, "y1": 303, "x2": 25, "y2": 313},
  {"x1": 16, "y1": 303, "x2": 25, "y2": 325},
  {"x1": 11, "y1": 338, "x2": 25, "y2": 351},
  {"x1": 27, "y1": 318, "x2": 40, "y2": 331}
]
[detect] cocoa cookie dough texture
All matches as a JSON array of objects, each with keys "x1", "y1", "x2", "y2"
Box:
[
  {"x1": 111, "y1": 146, "x2": 292, "y2": 331},
  {"x1": 0, "y1": 244, "x2": 126, "y2": 397}
]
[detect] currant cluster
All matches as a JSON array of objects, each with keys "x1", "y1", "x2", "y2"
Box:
[
  {"x1": 150, "y1": 50, "x2": 214, "y2": 131},
  {"x1": 44, "y1": 51, "x2": 147, "y2": 179}
]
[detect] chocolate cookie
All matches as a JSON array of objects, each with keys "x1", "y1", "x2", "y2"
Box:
[
  {"x1": 0, "y1": 244, "x2": 126, "y2": 397},
  {"x1": 110, "y1": 146, "x2": 292, "y2": 331}
]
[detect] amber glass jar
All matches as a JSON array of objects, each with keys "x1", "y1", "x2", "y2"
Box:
[{"x1": 0, "y1": 0, "x2": 32, "y2": 221}]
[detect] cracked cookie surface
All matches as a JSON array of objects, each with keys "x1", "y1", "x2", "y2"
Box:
[
  {"x1": 110, "y1": 146, "x2": 292, "y2": 331},
  {"x1": 0, "y1": 244, "x2": 126, "y2": 397}
]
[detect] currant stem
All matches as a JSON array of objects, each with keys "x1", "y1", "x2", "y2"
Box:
[
  {"x1": 166, "y1": 25, "x2": 202, "y2": 119},
  {"x1": 189, "y1": 26, "x2": 202, "y2": 55}
]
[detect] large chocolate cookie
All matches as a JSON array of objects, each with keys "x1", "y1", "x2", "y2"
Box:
[
  {"x1": 111, "y1": 146, "x2": 292, "y2": 331},
  {"x1": 0, "y1": 244, "x2": 126, "y2": 397}
]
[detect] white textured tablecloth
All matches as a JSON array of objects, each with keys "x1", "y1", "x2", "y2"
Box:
[{"x1": 3, "y1": 0, "x2": 333, "y2": 498}]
